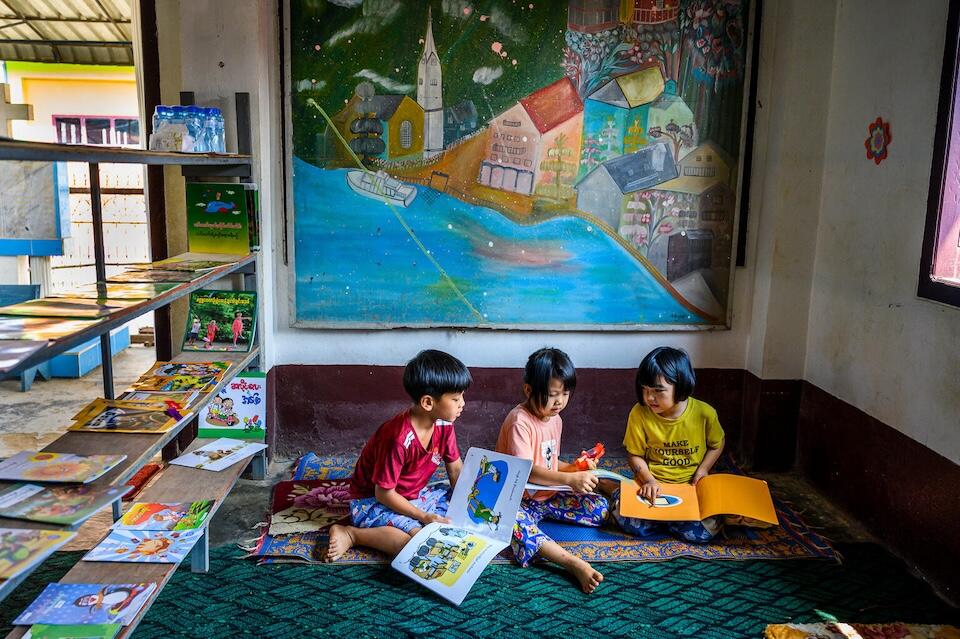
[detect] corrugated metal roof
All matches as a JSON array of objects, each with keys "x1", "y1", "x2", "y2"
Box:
[{"x1": 0, "y1": 0, "x2": 132, "y2": 66}]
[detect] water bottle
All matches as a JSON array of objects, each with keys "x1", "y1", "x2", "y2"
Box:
[
  {"x1": 201, "y1": 108, "x2": 218, "y2": 154},
  {"x1": 152, "y1": 105, "x2": 172, "y2": 135},
  {"x1": 213, "y1": 108, "x2": 226, "y2": 153},
  {"x1": 184, "y1": 106, "x2": 204, "y2": 152}
]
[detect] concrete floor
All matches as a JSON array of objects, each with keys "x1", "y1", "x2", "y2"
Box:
[{"x1": 0, "y1": 345, "x2": 874, "y2": 553}]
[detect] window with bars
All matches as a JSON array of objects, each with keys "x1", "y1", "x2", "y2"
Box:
[{"x1": 53, "y1": 115, "x2": 140, "y2": 146}]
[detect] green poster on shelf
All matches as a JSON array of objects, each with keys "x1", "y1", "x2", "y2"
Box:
[{"x1": 185, "y1": 183, "x2": 250, "y2": 255}]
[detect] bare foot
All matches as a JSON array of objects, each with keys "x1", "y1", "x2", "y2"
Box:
[
  {"x1": 324, "y1": 524, "x2": 355, "y2": 562},
  {"x1": 569, "y1": 557, "x2": 603, "y2": 594}
]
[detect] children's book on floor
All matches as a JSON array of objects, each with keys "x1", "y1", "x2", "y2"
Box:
[
  {"x1": 391, "y1": 448, "x2": 532, "y2": 606},
  {"x1": 114, "y1": 501, "x2": 213, "y2": 531},
  {"x1": 68, "y1": 399, "x2": 178, "y2": 434},
  {"x1": 619, "y1": 473, "x2": 779, "y2": 525},
  {"x1": 83, "y1": 528, "x2": 205, "y2": 563},
  {"x1": 13, "y1": 582, "x2": 156, "y2": 626},
  {"x1": 181, "y1": 289, "x2": 257, "y2": 353},
  {"x1": 0, "y1": 528, "x2": 75, "y2": 581},
  {"x1": 0, "y1": 483, "x2": 127, "y2": 527},
  {"x1": 199, "y1": 371, "x2": 266, "y2": 440},
  {"x1": 0, "y1": 451, "x2": 126, "y2": 483},
  {"x1": 185, "y1": 182, "x2": 251, "y2": 256},
  {"x1": 169, "y1": 438, "x2": 267, "y2": 472},
  {"x1": 26, "y1": 623, "x2": 121, "y2": 639}
]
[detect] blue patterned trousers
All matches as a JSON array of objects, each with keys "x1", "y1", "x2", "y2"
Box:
[
  {"x1": 511, "y1": 493, "x2": 609, "y2": 566},
  {"x1": 349, "y1": 485, "x2": 449, "y2": 535}
]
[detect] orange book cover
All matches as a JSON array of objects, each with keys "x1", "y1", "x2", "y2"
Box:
[{"x1": 618, "y1": 473, "x2": 779, "y2": 525}]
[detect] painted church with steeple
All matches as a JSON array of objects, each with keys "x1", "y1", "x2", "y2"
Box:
[{"x1": 417, "y1": 7, "x2": 444, "y2": 157}]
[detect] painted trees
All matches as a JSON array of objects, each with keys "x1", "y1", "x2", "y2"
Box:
[{"x1": 537, "y1": 133, "x2": 578, "y2": 200}]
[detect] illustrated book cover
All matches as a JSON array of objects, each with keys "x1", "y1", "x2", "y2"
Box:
[
  {"x1": 68, "y1": 399, "x2": 177, "y2": 434},
  {"x1": 106, "y1": 268, "x2": 200, "y2": 283},
  {"x1": 49, "y1": 282, "x2": 179, "y2": 300},
  {"x1": 169, "y1": 437, "x2": 267, "y2": 472},
  {"x1": 113, "y1": 501, "x2": 213, "y2": 531},
  {"x1": 618, "y1": 473, "x2": 779, "y2": 525},
  {"x1": 0, "y1": 317, "x2": 101, "y2": 341},
  {"x1": 0, "y1": 483, "x2": 127, "y2": 527},
  {"x1": 0, "y1": 297, "x2": 140, "y2": 319},
  {"x1": 0, "y1": 451, "x2": 126, "y2": 484},
  {"x1": 0, "y1": 528, "x2": 75, "y2": 581},
  {"x1": 181, "y1": 290, "x2": 257, "y2": 353},
  {"x1": 13, "y1": 582, "x2": 156, "y2": 625},
  {"x1": 131, "y1": 361, "x2": 228, "y2": 393},
  {"x1": 83, "y1": 528, "x2": 205, "y2": 563},
  {"x1": 150, "y1": 252, "x2": 243, "y2": 272},
  {"x1": 391, "y1": 447, "x2": 532, "y2": 605},
  {"x1": 185, "y1": 183, "x2": 250, "y2": 256},
  {"x1": 199, "y1": 371, "x2": 265, "y2": 440}
]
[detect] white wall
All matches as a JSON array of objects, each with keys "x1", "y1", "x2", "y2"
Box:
[{"x1": 805, "y1": 0, "x2": 960, "y2": 465}]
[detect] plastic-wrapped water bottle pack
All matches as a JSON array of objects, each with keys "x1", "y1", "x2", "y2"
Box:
[{"x1": 149, "y1": 105, "x2": 225, "y2": 153}]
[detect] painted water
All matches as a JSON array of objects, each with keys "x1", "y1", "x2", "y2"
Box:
[{"x1": 292, "y1": 158, "x2": 705, "y2": 327}]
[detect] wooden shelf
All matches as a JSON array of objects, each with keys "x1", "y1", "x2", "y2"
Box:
[
  {"x1": 0, "y1": 254, "x2": 257, "y2": 378},
  {"x1": 3, "y1": 435, "x2": 264, "y2": 638},
  {"x1": 0, "y1": 139, "x2": 251, "y2": 174},
  {"x1": 0, "y1": 347, "x2": 260, "y2": 602}
]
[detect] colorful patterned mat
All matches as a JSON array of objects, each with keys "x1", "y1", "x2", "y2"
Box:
[
  {"x1": 245, "y1": 453, "x2": 839, "y2": 565},
  {"x1": 764, "y1": 622, "x2": 960, "y2": 639}
]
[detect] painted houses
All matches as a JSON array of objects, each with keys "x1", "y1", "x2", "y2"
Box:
[
  {"x1": 478, "y1": 77, "x2": 584, "y2": 196},
  {"x1": 621, "y1": 0, "x2": 680, "y2": 25},
  {"x1": 574, "y1": 142, "x2": 677, "y2": 229},
  {"x1": 579, "y1": 65, "x2": 665, "y2": 176},
  {"x1": 634, "y1": 141, "x2": 736, "y2": 281}
]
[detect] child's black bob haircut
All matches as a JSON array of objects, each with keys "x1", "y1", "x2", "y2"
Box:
[
  {"x1": 636, "y1": 347, "x2": 696, "y2": 403},
  {"x1": 403, "y1": 349, "x2": 472, "y2": 402},
  {"x1": 524, "y1": 347, "x2": 577, "y2": 409}
]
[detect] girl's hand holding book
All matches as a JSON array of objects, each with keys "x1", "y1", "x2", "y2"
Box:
[{"x1": 566, "y1": 471, "x2": 599, "y2": 493}]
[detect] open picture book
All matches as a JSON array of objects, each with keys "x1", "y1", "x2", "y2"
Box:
[
  {"x1": 391, "y1": 447, "x2": 532, "y2": 606},
  {"x1": 618, "y1": 473, "x2": 779, "y2": 524}
]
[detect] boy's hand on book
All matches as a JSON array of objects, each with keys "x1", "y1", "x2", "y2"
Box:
[
  {"x1": 638, "y1": 479, "x2": 662, "y2": 504},
  {"x1": 419, "y1": 512, "x2": 451, "y2": 525},
  {"x1": 567, "y1": 471, "x2": 599, "y2": 493}
]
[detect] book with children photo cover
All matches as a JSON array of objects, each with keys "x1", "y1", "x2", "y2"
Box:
[
  {"x1": 181, "y1": 290, "x2": 257, "y2": 353},
  {"x1": 391, "y1": 448, "x2": 532, "y2": 606},
  {"x1": 619, "y1": 473, "x2": 779, "y2": 525}
]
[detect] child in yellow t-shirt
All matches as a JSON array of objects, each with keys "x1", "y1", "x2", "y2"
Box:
[{"x1": 612, "y1": 347, "x2": 725, "y2": 542}]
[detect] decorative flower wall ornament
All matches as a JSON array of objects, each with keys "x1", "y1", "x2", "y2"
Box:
[{"x1": 865, "y1": 117, "x2": 892, "y2": 164}]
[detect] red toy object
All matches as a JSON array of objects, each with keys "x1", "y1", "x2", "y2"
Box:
[{"x1": 575, "y1": 442, "x2": 605, "y2": 470}]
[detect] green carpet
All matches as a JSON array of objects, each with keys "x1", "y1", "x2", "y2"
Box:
[{"x1": 3, "y1": 544, "x2": 957, "y2": 638}]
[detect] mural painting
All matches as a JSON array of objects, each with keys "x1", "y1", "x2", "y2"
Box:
[{"x1": 288, "y1": 0, "x2": 752, "y2": 328}]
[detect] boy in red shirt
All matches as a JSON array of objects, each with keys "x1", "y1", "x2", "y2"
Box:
[{"x1": 324, "y1": 350, "x2": 470, "y2": 562}]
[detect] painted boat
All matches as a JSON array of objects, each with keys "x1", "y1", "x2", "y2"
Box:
[{"x1": 345, "y1": 170, "x2": 417, "y2": 207}]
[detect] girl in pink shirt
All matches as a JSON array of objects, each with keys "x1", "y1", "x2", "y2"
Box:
[{"x1": 495, "y1": 348, "x2": 609, "y2": 594}]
